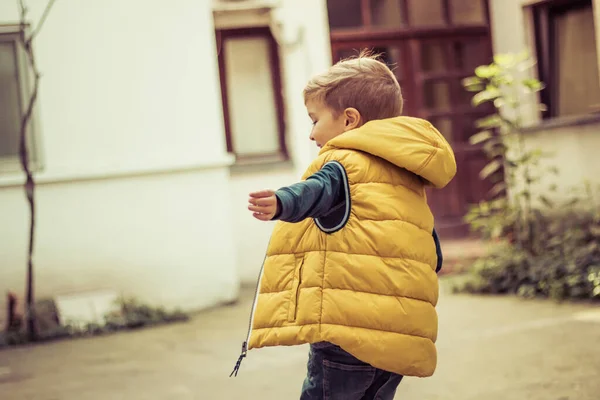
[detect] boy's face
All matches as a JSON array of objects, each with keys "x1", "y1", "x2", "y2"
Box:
[{"x1": 306, "y1": 99, "x2": 361, "y2": 148}]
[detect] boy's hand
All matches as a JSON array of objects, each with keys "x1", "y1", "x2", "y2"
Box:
[{"x1": 248, "y1": 190, "x2": 278, "y2": 221}]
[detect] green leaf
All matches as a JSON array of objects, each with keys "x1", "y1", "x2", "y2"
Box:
[
  {"x1": 522, "y1": 78, "x2": 545, "y2": 92},
  {"x1": 483, "y1": 141, "x2": 506, "y2": 158},
  {"x1": 465, "y1": 84, "x2": 485, "y2": 93},
  {"x1": 462, "y1": 76, "x2": 485, "y2": 92},
  {"x1": 462, "y1": 76, "x2": 482, "y2": 87},
  {"x1": 480, "y1": 159, "x2": 503, "y2": 180},
  {"x1": 493, "y1": 53, "x2": 516, "y2": 67},
  {"x1": 473, "y1": 88, "x2": 502, "y2": 106},
  {"x1": 475, "y1": 65, "x2": 501, "y2": 79},
  {"x1": 476, "y1": 114, "x2": 503, "y2": 129},
  {"x1": 469, "y1": 130, "x2": 494, "y2": 145},
  {"x1": 494, "y1": 75, "x2": 514, "y2": 87}
]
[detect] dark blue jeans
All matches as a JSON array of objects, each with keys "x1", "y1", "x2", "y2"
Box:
[{"x1": 300, "y1": 342, "x2": 403, "y2": 400}]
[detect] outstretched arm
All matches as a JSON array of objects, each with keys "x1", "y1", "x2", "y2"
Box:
[
  {"x1": 247, "y1": 163, "x2": 344, "y2": 222},
  {"x1": 248, "y1": 164, "x2": 445, "y2": 273}
]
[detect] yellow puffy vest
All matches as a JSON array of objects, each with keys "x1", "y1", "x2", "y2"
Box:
[{"x1": 246, "y1": 117, "x2": 456, "y2": 377}]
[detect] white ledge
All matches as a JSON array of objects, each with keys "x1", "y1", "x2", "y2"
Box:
[
  {"x1": 212, "y1": 0, "x2": 279, "y2": 13},
  {"x1": 0, "y1": 154, "x2": 235, "y2": 188}
]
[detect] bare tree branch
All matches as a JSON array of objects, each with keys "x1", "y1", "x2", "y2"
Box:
[
  {"x1": 30, "y1": 0, "x2": 57, "y2": 43},
  {"x1": 15, "y1": 0, "x2": 57, "y2": 342},
  {"x1": 18, "y1": 0, "x2": 26, "y2": 18}
]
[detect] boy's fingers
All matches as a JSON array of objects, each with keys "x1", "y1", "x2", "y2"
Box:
[
  {"x1": 249, "y1": 190, "x2": 274, "y2": 198},
  {"x1": 248, "y1": 190, "x2": 277, "y2": 222},
  {"x1": 248, "y1": 205, "x2": 273, "y2": 213},
  {"x1": 253, "y1": 212, "x2": 273, "y2": 221},
  {"x1": 249, "y1": 196, "x2": 276, "y2": 206}
]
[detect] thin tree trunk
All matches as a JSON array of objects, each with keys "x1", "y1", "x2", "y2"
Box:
[{"x1": 17, "y1": 0, "x2": 56, "y2": 342}]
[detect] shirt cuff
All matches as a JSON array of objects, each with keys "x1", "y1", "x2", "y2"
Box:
[{"x1": 272, "y1": 195, "x2": 283, "y2": 220}]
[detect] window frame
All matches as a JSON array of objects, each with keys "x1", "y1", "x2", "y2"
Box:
[
  {"x1": 215, "y1": 27, "x2": 288, "y2": 164},
  {"x1": 327, "y1": 0, "x2": 491, "y2": 35},
  {"x1": 0, "y1": 25, "x2": 41, "y2": 174},
  {"x1": 528, "y1": 0, "x2": 600, "y2": 119}
]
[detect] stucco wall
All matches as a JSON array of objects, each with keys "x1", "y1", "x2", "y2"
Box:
[
  {"x1": 223, "y1": 0, "x2": 331, "y2": 283},
  {"x1": 489, "y1": 0, "x2": 600, "y2": 200},
  {"x1": 0, "y1": 0, "x2": 238, "y2": 325}
]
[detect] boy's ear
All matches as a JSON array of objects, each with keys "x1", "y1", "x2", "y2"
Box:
[{"x1": 343, "y1": 108, "x2": 362, "y2": 131}]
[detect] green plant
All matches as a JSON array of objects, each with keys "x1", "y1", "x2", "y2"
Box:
[
  {"x1": 0, "y1": 296, "x2": 189, "y2": 349},
  {"x1": 463, "y1": 51, "x2": 556, "y2": 248},
  {"x1": 109, "y1": 296, "x2": 189, "y2": 329},
  {"x1": 454, "y1": 202, "x2": 600, "y2": 301},
  {"x1": 457, "y1": 51, "x2": 600, "y2": 302}
]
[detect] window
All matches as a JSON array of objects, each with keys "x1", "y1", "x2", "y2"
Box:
[
  {"x1": 216, "y1": 28, "x2": 287, "y2": 163},
  {"x1": 326, "y1": 0, "x2": 488, "y2": 29},
  {"x1": 370, "y1": 0, "x2": 406, "y2": 28},
  {"x1": 0, "y1": 29, "x2": 39, "y2": 173},
  {"x1": 450, "y1": 0, "x2": 487, "y2": 25},
  {"x1": 328, "y1": 0, "x2": 363, "y2": 29},
  {"x1": 407, "y1": 0, "x2": 446, "y2": 26},
  {"x1": 532, "y1": 0, "x2": 600, "y2": 118}
]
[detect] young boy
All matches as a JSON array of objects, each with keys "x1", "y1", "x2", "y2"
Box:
[{"x1": 232, "y1": 54, "x2": 456, "y2": 400}]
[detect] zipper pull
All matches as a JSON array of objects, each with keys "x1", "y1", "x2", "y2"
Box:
[{"x1": 229, "y1": 341, "x2": 248, "y2": 377}]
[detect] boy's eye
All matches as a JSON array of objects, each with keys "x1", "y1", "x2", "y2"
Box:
[{"x1": 312, "y1": 120, "x2": 317, "y2": 126}]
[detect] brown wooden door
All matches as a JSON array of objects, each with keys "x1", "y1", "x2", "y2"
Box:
[
  {"x1": 411, "y1": 37, "x2": 495, "y2": 237},
  {"x1": 328, "y1": 0, "x2": 495, "y2": 238}
]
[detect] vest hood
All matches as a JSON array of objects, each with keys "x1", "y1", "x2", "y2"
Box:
[{"x1": 320, "y1": 116, "x2": 457, "y2": 189}]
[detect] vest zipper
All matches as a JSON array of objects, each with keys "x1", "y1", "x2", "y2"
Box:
[{"x1": 229, "y1": 244, "x2": 269, "y2": 377}]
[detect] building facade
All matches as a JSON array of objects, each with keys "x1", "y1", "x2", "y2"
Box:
[{"x1": 2, "y1": 0, "x2": 599, "y2": 326}]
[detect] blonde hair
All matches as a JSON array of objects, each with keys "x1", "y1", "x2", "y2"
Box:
[{"x1": 303, "y1": 50, "x2": 403, "y2": 123}]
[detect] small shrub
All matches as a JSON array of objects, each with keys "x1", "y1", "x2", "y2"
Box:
[
  {"x1": 457, "y1": 51, "x2": 600, "y2": 302},
  {"x1": 455, "y1": 205, "x2": 600, "y2": 301},
  {"x1": 116, "y1": 296, "x2": 189, "y2": 328},
  {"x1": 0, "y1": 296, "x2": 189, "y2": 349}
]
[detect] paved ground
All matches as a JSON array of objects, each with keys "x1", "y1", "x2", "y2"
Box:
[{"x1": 1, "y1": 281, "x2": 600, "y2": 400}]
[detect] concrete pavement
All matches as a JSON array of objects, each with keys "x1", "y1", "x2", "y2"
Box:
[{"x1": 1, "y1": 281, "x2": 599, "y2": 400}]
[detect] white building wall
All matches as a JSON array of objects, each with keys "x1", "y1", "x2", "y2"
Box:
[
  {"x1": 223, "y1": 0, "x2": 332, "y2": 283},
  {"x1": 0, "y1": 0, "x2": 238, "y2": 324},
  {"x1": 489, "y1": 0, "x2": 600, "y2": 202}
]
